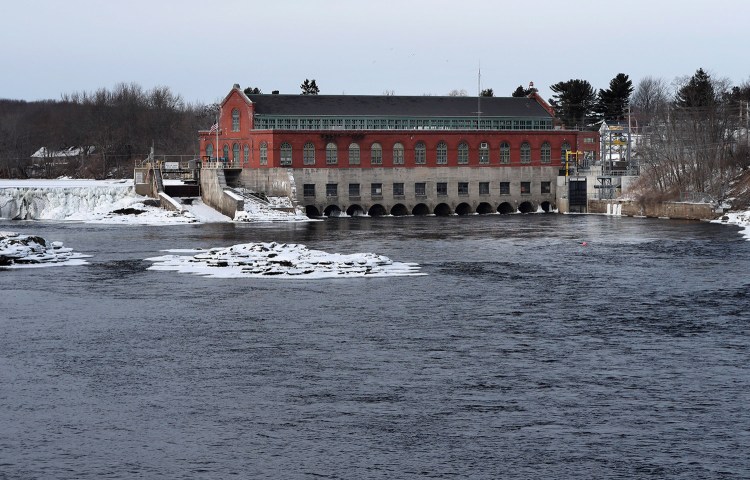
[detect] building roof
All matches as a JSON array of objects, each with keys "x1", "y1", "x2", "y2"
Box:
[{"x1": 245, "y1": 94, "x2": 552, "y2": 118}]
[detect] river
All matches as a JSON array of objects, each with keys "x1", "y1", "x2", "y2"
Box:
[{"x1": 1, "y1": 214, "x2": 748, "y2": 479}]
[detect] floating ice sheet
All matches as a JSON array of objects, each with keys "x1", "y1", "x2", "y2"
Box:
[
  {"x1": 145, "y1": 242, "x2": 425, "y2": 279},
  {"x1": 0, "y1": 231, "x2": 90, "y2": 268}
]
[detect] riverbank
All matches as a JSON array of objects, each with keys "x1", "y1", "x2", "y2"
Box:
[{"x1": 3, "y1": 178, "x2": 750, "y2": 240}]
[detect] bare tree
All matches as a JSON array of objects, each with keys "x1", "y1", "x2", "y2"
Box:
[
  {"x1": 636, "y1": 69, "x2": 741, "y2": 203},
  {"x1": 632, "y1": 76, "x2": 669, "y2": 125}
]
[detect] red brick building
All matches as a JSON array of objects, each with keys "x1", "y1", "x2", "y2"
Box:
[{"x1": 198, "y1": 84, "x2": 599, "y2": 216}]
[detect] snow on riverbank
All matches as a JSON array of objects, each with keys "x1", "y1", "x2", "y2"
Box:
[
  {"x1": 0, "y1": 179, "x2": 308, "y2": 224},
  {"x1": 0, "y1": 231, "x2": 90, "y2": 267},
  {"x1": 714, "y1": 210, "x2": 750, "y2": 241},
  {"x1": 146, "y1": 242, "x2": 424, "y2": 278}
]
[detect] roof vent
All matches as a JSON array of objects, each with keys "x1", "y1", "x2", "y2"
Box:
[{"x1": 233, "y1": 83, "x2": 240, "y2": 89}]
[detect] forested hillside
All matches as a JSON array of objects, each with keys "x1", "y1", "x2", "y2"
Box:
[{"x1": 0, "y1": 83, "x2": 214, "y2": 178}]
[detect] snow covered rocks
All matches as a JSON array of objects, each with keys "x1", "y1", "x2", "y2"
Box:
[
  {"x1": 0, "y1": 231, "x2": 90, "y2": 267},
  {"x1": 145, "y1": 242, "x2": 424, "y2": 278}
]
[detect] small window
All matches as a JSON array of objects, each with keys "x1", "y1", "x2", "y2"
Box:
[
  {"x1": 561, "y1": 142, "x2": 571, "y2": 161},
  {"x1": 393, "y1": 182, "x2": 404, "y2": 196},
  {"x1": 521, "y1": 181, "x2": 531, "y2": 194},
  {"x1": 222, "y1": 145, "x2": 229, "y2": 161},
  {"x1": 479, "y1": 142, "x2": 489, "y2": 164},
  {"x1": 232, "y1": 108, "x2": 240, "y2": 132},
  {"x1": 415, "y1": 182, "x2": 426, "y2": 196},
  {"x1": 520, "y1": 142, "x2": 531, "y2": 164},
  {"x1": 303, "y1": 184, "x2": 315, "y2": 197},
  {"x1": 584, "y1": 137, "x2": 595, "y2": 144},
  {"x1": 205, "y1": 143, "x2": 214, "y2": 159},
  {"x1": 303, "y1": 142, "x2": 315, "y2": 165},
  {"x1": 243, "y1": 144, "x2": 249, "y2": 164},
  {"x1": 541, "y1": 142, "x2": 551, "y2": 164},
  {"x1": 436, "y1": 141, "x2": 447, "y2": 164},
  {"x1": 500, "y1": 182, "x2": 510, "y2": 195},
  {"x1": 326, "y1": 183, "x2": 338, "y2": 197},
  {"x1": 479, "y1": 182, "x2": 490, "y2": 195},
  {"x1": 371, "y1": 143, "x2": 382, "y2": 165},
  {"x1": 280, "y1": 142, "x2": 292, "y2": 166},
  {"x1": 371, "y1": 183, "x2": 383, "y2": 196},
  {"x1": 232, "y1": 143, "x2": 240, "y2": 162},
  {"x1": 259, "y1": 141, "x2": 268, "y2": 165},
  {"x1": 326, "y1": 142, "x2": 337, "y2": 165},
  {"x1": 500, "y1": 142, "x2": 510, "y2": 164},
  {"x1": 349, "y1": 183, "x2": 360, "y2": 197},
  {"x1": 458, "y1": 182, "x2": 469, "y2": 195},
  {"x1": 349, "y1": 143, "x2": 360, "y2": 165},
  {"x1": 437, "y1": 182, "x2": 448, "y2": 196},
  {"x1": 458, "y1": 142, "x2": 469, "y2": 164},
  {"x1": 393, "y1": 143, "x2": 404, "y2": 165},
  {"x1": 415, "y1": 142, "x2": 426, "y2": 164},
  {"x1": 541, "y1": 181, "x2": 551, "y2": 194}
]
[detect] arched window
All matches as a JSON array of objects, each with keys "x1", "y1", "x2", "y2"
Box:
[
  {"x1": 371, "y1": 143, "x2": 382, "y2": 165},
  {"x1": 561, "y1": 142, "x2": 571, "y2": 162},
  {"x1": 232, "y1": 108, "x2": 240, "y2": 132},
  {"x1": 393, "y1": 143, "x2": 404, "y2": 165},
  {"x1": 520, "y1": 142, "x2": 531, "y2": 163},
  {"x1": 232, "y1": 143, "x2": 240, "y2": 163},
  {"x1": 500, "y1": 142, "x2": 510, "y2": 164},
  {"x1": 303, "y1": 142, "x2": 315, "y2": 165},
  {"x1": 205, "y1": 143, "x2": 213, "y2": 159},
  {"x1": 479, "y1": 142, "x2": 489, "y2": 164},
  {"x1": 222, "y1": 145, "x2": 229, "y2": 161},
  {"x1": 457, "y1": 142, "x2": 469, "y2": 164},
  {"x1": 349, "y1": 143, "x2": 360, "y2": 165},
  {"x1": 541, "y1": 142, "x2": 551, "y2": 164},
  {"x1": 436, "y1": 142, "x2": 447, "y2": 164},
  {"x1": 414, "y1": 142, "x2": 426, "y2": 164},
  {"x1": 326, "y1": 142, "x2": 337, "y2": 165},
  {"x1": 259, "y1": 141, "x2": 268, "y2": 165},
  {"x1": 280, "y1": 142, "x2": 292, "y2": 166},
  {"x1": 243, "y1": 144, "x2": 249, "y2": 164}
]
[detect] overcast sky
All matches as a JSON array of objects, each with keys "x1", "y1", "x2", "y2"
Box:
[{"x1": 2, "y1": 0, "x2": 748, "y2": 106}]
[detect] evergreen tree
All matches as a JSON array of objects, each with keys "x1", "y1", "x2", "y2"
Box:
[
  {"x1": 675, "y1": 68, "x2": 716, "y2": 109},
  {"x1": 548, "y1": 79, "x2": 597, "y2": 129},
  {"x1": 511, "y1": 84, "x2": 537, "y2": 97},
  {"x1": 595, "y1": 73, "x2": 633, "y2": 122},
  {"x1": 512, "y1": 86, "x2": 526, "y2": 97},
  {"x1": 300, "y1": 79, "x2": 320, "y2": 95},
  {"x1": 244, "y1": 87, "x2": 261, "y2": 95},
  {"x1": 480, "y1": 88, "x2": 494, "y2": 97}
]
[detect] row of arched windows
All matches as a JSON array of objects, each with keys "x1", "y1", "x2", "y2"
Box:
[
  {"x1": 205, "y1": 140, "x2": 571, "y2": 166},
  {"x1": 277, "y1": 141, "x2": 570, "y2": 166}
]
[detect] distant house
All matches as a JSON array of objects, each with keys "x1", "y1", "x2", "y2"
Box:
[{"x1": 30, "y1": 146, "x2": 95, "y2": 167}]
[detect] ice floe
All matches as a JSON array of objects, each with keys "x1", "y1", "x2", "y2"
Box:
[
  {"x1": 0, "y1": 231, "x2": 90, "y2": 268},
  {"x1": 145, "y1": 242, "x2": 425, "y2": 278}
]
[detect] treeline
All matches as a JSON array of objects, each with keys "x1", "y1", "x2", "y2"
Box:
[
  {"x1": 630, "y1": 69, "x2": 750, "y2": 202},
  {"x1": 0, "y1": 83, "x2": 212, "y2": 178},
  {"x1": 514, "y1": 70, "x2": 750, "y2": 202}
]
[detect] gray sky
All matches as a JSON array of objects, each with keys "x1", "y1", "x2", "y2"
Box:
[{"x1": 2, "y1": 0, "x2": 748, "y2": 106}]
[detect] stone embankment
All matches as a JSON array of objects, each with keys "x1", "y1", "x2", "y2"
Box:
[{"x1": 588, "y1": 199, "x2": 720, "y2": 220}]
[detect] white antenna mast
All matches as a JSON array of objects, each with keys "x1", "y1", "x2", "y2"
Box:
[{"x1": 477, "y1": 61, "x2": 481, "y2": 129}]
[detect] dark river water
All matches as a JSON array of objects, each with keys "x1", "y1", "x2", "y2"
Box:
[{"x1": 1, "y1": 215, "x2": 749, "y2": 479}]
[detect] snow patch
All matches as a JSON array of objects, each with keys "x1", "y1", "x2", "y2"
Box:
[{"x1": 714, "y1": 210, "x2": 750, "y2": 241}]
